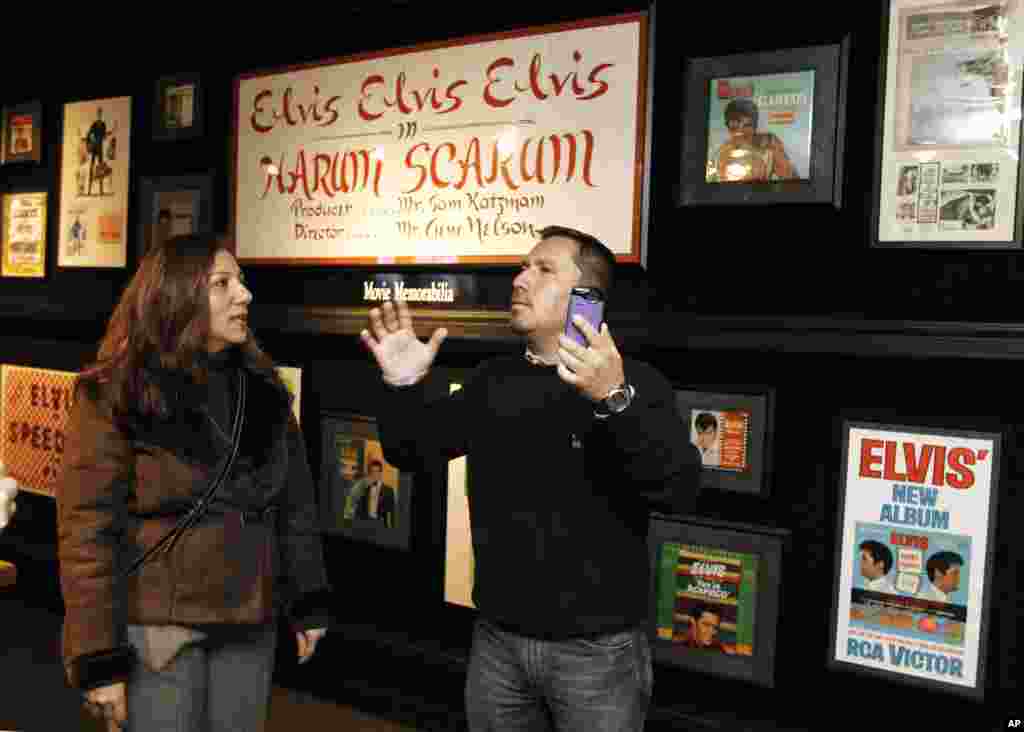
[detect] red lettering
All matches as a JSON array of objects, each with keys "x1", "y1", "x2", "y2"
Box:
[
  {"x1": 441, "y1": 80, "x2": 467, "y2": 114},
  {"x1": 859, "y1": 439, "x2": 883, "y2": 478},
  {"x1": 484, "y1": 58, "x2": 516, "y2": 107},
  {"x1": 250, "y1": 90, "x2": 274, "y2": 133},
  {"x1": 931, "y1": 445, "x2": 947, "y2": 487},
  {"x1": 903, "y1": 443, "x2": 933, "y2": 483},
  {"x1": 404, "y1": 143, "x2": 430, "y2": 193},
  {"x1": 883, "y1": 441, "x2": 907, "y2": 481},
  {"x1": 359, "y1": 75, "x2": 386, "y2": 121},
  {"x1": 431, "y1": 143, "x2": 457, "y2": 188},
  {"x1": 946, "y1": 448, "x2": 976, "y2": 490},
  {"x1": 579, "y1": 63, "x2": 614, "y2": 100},
  {"x1": 890, "y1": 533, "x2": 929, "y2": 551}
]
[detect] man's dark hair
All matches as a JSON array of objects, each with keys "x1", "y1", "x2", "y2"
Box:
[
  {"x1": 859, "y1": 540, "x2": 894, "y2": 575},
  {"x1": 694, "y1": 412, "x2": 718, "y2": 432},
  {"x1": 926, "y1": 551, "x2": 963, "y2": 582},
  {"x1": 724, "y1": 97, "x2": 759, "y2": 130},
  {"x1": 538, "y1": 225, "x2": 615, "y2": 296}
]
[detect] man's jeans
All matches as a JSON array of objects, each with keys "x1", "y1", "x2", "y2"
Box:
[{"x1": 466, "y1": 618, "x2": 653, "y2": 731}]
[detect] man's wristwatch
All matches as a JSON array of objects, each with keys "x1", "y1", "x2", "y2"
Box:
[{"x1": 595, "y1": 382, "x2": 635, "y2": 419}]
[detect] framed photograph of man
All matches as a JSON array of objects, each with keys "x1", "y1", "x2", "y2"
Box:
[
  {"x1": 153, "y1": 73, "x2": 203, "y2": 141},
  {"x1": 675, "y1": 386, "x2": 775, "y2": 497},
  {"x1": 872, "y1": 0, "x2": 1024, "y2": 249},
  {"x1": 1, "y1": 101, "x2": 43, "y2": 165},
  {"x1": 319, "y1": 412, "x2": 412, "y2": 551},
  {"x1": 647, "y1": 514, "x2": 788, "y2": 687},
  {"x1": 136, "y1": 173, "x2": 214, "y2": 261},
  {"x1": 678, "y1": 40, "x2": 849, "y2": 207}
]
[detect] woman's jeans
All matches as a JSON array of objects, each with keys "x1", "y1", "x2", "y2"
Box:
[
  {"x1": 466, "y1": 618, "x2": 653, "y2": 732},
  {"x1": 123, "y1": 624, "x2": 277, "y2": 732}
]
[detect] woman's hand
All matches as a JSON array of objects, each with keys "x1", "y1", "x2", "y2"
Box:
[
  {"x1": 84, "y1": 681, "x2": 127, "y2": 730},
  {"x1": 296, "y1": 627, "x2": 327, "y2": 664}
]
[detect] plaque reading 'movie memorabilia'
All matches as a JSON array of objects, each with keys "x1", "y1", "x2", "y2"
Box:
[
  {"x1": 1, "y1": 365, "x2": 78, "y2": 497},
  {"x1": 2, "y1": 192, "x2": 47, "y2": 278}
]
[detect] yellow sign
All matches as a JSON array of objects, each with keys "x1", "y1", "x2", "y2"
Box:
[
  {"x1": 1, "y1": 365, "x2": 77, "y2": 497},
  {"x1": 2, "y1": 192, "x2": 47, "y2": 278}
]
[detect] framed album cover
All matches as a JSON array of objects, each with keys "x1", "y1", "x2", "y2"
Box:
[
  {"x1": 153, "y1": 73, "x2": 203, "y2": 141},
  {"x1": 675, "y1": 386, "x2": 775, "y2": 497},
  {"x1": 1, "y1": 101, "x2": 43, "y2": 165},
  {"x1": 318, "y1": 412, "x2": 413, "y2": 551},
  {"x1": 828, "y1": 421, "x2": 1001, "y2": 700},
  {"x1": 678, "y1": 39, "x2": 848, "y2": 207},
  {"x1": 648, "y1": 513, "x2": 788, "y2": 687},
  {"x1": 872, "y1": 0, "x2": 1024, "y2": 249},
  {"x1": 135, "y1": 173, "x2": 214, "y2": 260},
  {"x1": 1, "y1": 192, "x2": 47, "y2": 278}
]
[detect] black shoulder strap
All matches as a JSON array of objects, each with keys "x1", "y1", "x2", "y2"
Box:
[{"x1": 121, "y1": 369, "x2": 248, "y2": 578}]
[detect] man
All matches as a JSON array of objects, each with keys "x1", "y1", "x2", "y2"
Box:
[
  {"x1": 361, "y1": 225, "x2": 700, "y2": 731},
  {"x1": 858, "y1": 540, "x2": 896, "y2": 594},
  {"x1": 85, "y1": 107, "x2": 108, "y2": 196},
  {"x1": 353, "y1": 459, "x2": 396, "y2": 527},
  {"x1": 917, "y1": 551, "x2": 963, "y2": 603},
  {"x1": 711, "y1": 97, "x2": 797, "y2": 183},
  {"x1": 692, "y1": 412, "x2": 720, "y2": 467},
  {"x1": 684, "y1": 603, "x2": 726, "y2": 651}
]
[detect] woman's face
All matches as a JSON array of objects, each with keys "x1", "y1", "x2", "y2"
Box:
[{"x1": 206, "y1": 249, "x2": 252, "y2": 353}]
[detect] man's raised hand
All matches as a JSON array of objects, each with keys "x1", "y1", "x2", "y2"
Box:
[{"x1": 361, "y1": 300, "x2": 447, "y2": 386}]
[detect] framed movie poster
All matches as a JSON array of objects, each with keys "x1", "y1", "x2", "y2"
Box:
[
  {"x1": 444, "y1": 381, "x2": 475, "y2": 609},
  {"x1": 873, "y1": 0, "x2": 1024, "y2": 249},
  {"x1": 0, "y1": 365, "x2": 78, "y2": 497},
  {"x1": 57, "y1": 97, "x2": 132, "y2": 269},
  {"x1": 828, "y1": 421, "x2": 1001, "y2": 700},
  {"x1": 675, "y1": 387, "x2": 774, "y2": 496},
  {"x1": 319, "y1": 412, "x2": 412, "y2": 551},
  {"x1": 678, "y1": 40, "x2": 848, "y2": 207},
  {"x1": 1, "y1": 192, "x2": 47, "y2": 278},
  {"x1": 648, "y1": 514, "x2": 787, "y2": 687},
  {"x1": 153, "y1": 73, "x2": 203, "y2": 142},
  {"x1": 1, "y1": 101, "x2": 43, "y2": 165},
  {"x1": 276, "y1": 365, "x2": 301, "y2": 424},
  {"x1": 136, "y1": 174, "x2": 213, "y2": 260}
]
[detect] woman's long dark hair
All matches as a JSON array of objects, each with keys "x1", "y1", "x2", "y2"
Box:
[{"x1": 81, "y1": 233, "x2": 284, "y2": 418}]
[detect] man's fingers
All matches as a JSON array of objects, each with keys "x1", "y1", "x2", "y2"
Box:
[
  {"x1": 572, "y1": 315, "x2": 601, "y2": 346},
  {"x1": 396, "y1": 299, "x2": 414, "y2": 332},
  {"x1": 426, "y1": 327, "x2": 448, "y2": 358},
  {"x1": 367, "y1": 308, "x2": 388, "y2": 341},
  {"x1": 556, "y1": 361, "x2": 579, "y2": 386},
  {"x1": 380, "y1": 301, "x2": 400, "y2": 331}
]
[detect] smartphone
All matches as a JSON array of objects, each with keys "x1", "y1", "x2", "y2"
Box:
[{"x1": 564, "y1": 287, "x2": 606, "y2": 347}]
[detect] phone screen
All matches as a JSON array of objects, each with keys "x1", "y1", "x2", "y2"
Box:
[{"x1": 565, "y1": 288, "x2": 605, "y2": 347}]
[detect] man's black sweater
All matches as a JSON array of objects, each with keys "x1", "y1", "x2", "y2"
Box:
[{"x1": 380, "y1": 354, "x2": 701, "y2": 639}]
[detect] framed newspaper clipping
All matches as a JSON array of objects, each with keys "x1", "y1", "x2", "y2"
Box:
[
  {"x1": 677, "y1": 40, "x2": 849, "y2": 207},
  {"x1": 1, "y1": 192, "x2": 47, "y2": 278},
  {"x1": 873, "y1": 0, "x2": 1024, "y2": 248},
  {"x1": 1, "y1": 101, "x2": 43, "y2": 165},
  {"x1": 647, "y1": 513, "x2": 788, "y2": 687},
  {"x1": 828, "y1": 421, "x2": 1001, "y2": 700}
]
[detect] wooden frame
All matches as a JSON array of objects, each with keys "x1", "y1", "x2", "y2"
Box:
[
  {"x1": 677, "y1": 39, "x2": 848, "y2": 207},
  {"x1": 1, "y1": 101, "x2": 43, "y2": 165},
  {"x1": 135, "y1": 173, "x2": 214, "y2": 261},
  {"x1": 153, "y1": 73, "x2": 203, "y2": 142},
  {"x1": 647, "y1": 513, "x2": 788, "y2": 687},
  {"x1": 1, "y1": 191, "x2": 47, "y2": 279}
]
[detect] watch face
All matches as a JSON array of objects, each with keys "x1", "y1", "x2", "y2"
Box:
[{"x1": 606, "y1": 388, "x2": 630, "y2": 412}]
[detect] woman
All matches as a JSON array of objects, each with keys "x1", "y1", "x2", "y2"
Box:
[{"x1": 56, "y1": 233, "x2": 331, "y2": 731}]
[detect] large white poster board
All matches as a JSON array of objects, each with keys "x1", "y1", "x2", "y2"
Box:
[
  {"x1": 828, "y1": 421, "x2": 1000, "y2": 699},
  {"x1": 233, "y1": 14, "x2": 648, "y2": 265}
]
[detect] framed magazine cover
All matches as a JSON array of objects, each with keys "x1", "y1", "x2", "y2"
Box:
[
  {"x1": 1, "y1": 101, "x2": 43, "y2": 165},
  {"x1": 153, "y1": 73, "x2": 203, "y2": 142},
  {"x1": 318, "y1": 412, "x2": 413, "y2": 551},
  {"x1": 647, "y1": 513, "x2": 788, "y2": 687},
  {"x1": 677, "y1": 39, "x2": 849, "y2": 207},
  {"x1": 827, "y1": 420, "x2": 1001, "y2": 700},
  {"x1": 674, "y1": 386, "x2": 775, "y2": 497},
  {"x1": 872, "y1": 0, "x2": 1024, "y2": 249},
  {"x1": 135, "y1": 173, "x2": 214, "y2": 261}
]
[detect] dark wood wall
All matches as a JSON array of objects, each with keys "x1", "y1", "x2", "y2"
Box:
[{"x1": 0, "y1": 2, "x2": 1018, "y2": 729}]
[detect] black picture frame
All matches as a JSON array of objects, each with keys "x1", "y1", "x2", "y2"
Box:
[
  {"x1": 870, "y1": 1, "x2": 1023, "y2": 250},
  {"x1": 826, "y1": 420, "x2": 1002, "y2": 700},
  {"x1": 1, "y1": 101, "x2": 43, "y2": 165},
  {"x1": 135, "y1": 173, "x2": 214, "y2": 262},
  {"x1": 677, "y1": 39, "x2": 849, "y2": 208},
  {"x1": 675, "y1": 386, "x2": 775, "y2": 497},
  {"x1": 647, "y1": 513, "x2": 788, "y2": 687},
  {"x1": 318, "y1": 412, "x2": 413, "y2": 552},
  {"x1": 153, "y1": 73, "x2": 203, "y2": 142}
]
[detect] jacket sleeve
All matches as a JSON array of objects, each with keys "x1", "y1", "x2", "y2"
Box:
[
  {"x1": 278, "y1": 413, "x2": 332, "y2": 631},
  {"x1": 595, "y1": 360, "x2": 702, "y2": 514},
  {"x1": 56, "y1": 381, "x2": 136, "y2": 690},
  {"x1": 376, "y1": 368, "x2": 477, "y2": 473}
]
